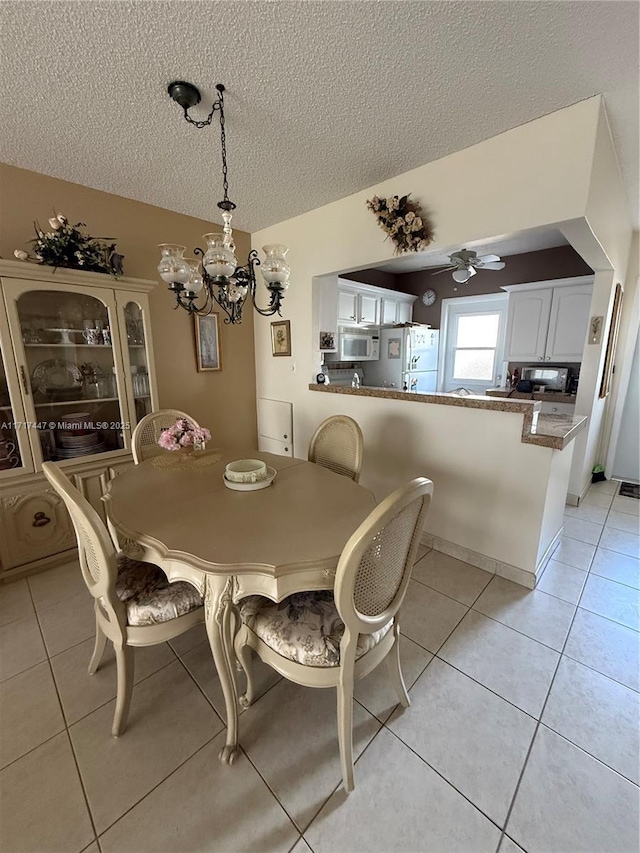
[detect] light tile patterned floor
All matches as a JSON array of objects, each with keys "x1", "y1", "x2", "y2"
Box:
[{"x1": 0, "y1": 480, "x2": 638, "y2": 852}]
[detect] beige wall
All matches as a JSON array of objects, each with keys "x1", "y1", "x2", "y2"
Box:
[
  {"x1": 249, "y1": 97, "x2": 633, "y2": 581},
  {"x1": 0, "y1": 163, "x2": 257, "y2": 448}
]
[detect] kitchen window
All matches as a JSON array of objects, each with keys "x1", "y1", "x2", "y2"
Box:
[{"x1": 440, "y1": 294, "x2": 508, "y2": 393}]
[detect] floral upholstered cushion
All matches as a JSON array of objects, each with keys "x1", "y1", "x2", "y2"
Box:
[
  {"x1": 239, "y1": 591, "x2": 393, "y2": 668},
  {"x1": 115, "y1": 555, "x2": 203, "y2": 627}
]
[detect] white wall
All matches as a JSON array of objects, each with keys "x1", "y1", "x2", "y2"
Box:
[
  {"x1": 251, "y1": 96, "x2": 632, "y2": 578},
  {"x1": 563, "y1": 103, "x2": 634, "y2": 499}
]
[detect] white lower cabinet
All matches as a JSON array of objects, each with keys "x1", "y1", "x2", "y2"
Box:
[
  {"x1": 0, "y1": 452, "x2": 137, "y2": 578},
  {"x1": 258, "y1": 435, "x2": 293, "y2": 456},
  {"x1": 257, "y1": 398, "x2": 293, "y2": 457},
  {"x1": 0, "y1": 483, "x2": 76, "y2": 569}
]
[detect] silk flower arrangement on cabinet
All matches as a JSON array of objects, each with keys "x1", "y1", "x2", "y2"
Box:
[
  {"x1": 14, "y1": 214, "x2": 124, "y2": 276},
  {"x1": 366, "y1": 194, "x2": 434, "y2": 254}
]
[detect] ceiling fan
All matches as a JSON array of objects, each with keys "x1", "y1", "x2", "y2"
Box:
[{"x1": 431, "y1": 249, "x2": 506, "y2": 283}]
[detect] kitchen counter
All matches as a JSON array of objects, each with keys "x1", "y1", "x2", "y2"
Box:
[
  {"x1": 308, "y1": 383, "x2": 587, "y2": 450},
  {"x1": 486, "y1": 388, "x2": 577, "y2": 405}
]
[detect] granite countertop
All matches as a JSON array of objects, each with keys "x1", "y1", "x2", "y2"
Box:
[
  {"x1": 486, "y1": 388, "x2": 577, "y2": 405},
  {"x1": 308, "y1": 383, "x2": 587, "y2": 450}
]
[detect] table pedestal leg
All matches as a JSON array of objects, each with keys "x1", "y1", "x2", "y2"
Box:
[{"x1": 204, "y1": 574, "x2": 240, "y2": 764}]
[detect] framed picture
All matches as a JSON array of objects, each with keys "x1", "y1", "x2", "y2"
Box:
[
  {"x1": 599, "y1": 283, "x2": 623, "y2": 398},
  {"x1": 194, "y1": 313, "x2": 221, "y2": 371},
  {"x1": 271, "y1": 319, "x2": 291, "y2": 357},
  {"x1": 387, "y1": 337, "x2": 401, "y2": 359},
  {"x1": 319, "y1": 331, "x2": 335, "y2": 350}
]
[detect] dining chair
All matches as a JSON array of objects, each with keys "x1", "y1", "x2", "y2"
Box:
[
  {"x1": 308, "y1": 414, "x2": 364, "y2": 483},
  {"x1": 42, "y1": 461, "x2": 204, "y2": 737},
  {"x1": 234, "y1": 476, "x2": 433, "y2": 792},
  {"x1": 131, "y1": 409, "x2": 201, "y2": 463}
]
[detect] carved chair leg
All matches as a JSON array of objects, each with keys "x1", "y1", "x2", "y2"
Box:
[
  {"x1": 235, "y1": 631, "x2": 255, "y2": 707},
  {"x1": 88, "y1": 616, "x2": 108, "y2": 675},
  {"x1": 386, "y1": 633, "x2": 410, "y2": 708},
  {"x1": 112, "y1": 644, "x2": 135, "y2": 737}
]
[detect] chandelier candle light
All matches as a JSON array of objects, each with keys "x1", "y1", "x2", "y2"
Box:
[{"x1": 158, "y1": 82, "x2": 290, "y2": 325}]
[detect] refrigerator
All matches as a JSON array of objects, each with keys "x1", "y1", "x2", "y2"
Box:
[{"x1": 363, "y1": 327, "x2": 439, "y2": 392}]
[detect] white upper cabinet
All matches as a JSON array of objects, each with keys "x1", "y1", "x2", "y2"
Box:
[
  {"x1": 336, "y1": 279, "x2": 415, "y2": 327},
  {"x1": 397, "y1": 300, "x2": 413, "y2": 324},
  {"x1": 504, "y1": 277, "x2": 593, "y2": 363},
  {"x1": 358, "y1": 292, "x2": 379, "y2": 325},
  {"x1": 545, "y1": 283, "x2": 593, "y2": 361},
  {"x1": 337, "y1": 288, "x2": 359, "y2": 324},
  {"x1": 505, "y1": 288, "x2": 553, "y2": 361}
]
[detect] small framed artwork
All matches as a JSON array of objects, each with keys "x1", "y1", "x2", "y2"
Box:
[
  {"x1": 194, "y1": 313, "x2": 221, "y2": 371},
  {"x1": 319, "y1": 331, "x2": 335, "y2": 350},
  {"x1": 387, "y1": 337, "x2": 401, "y2": 359},
  {"x1": 271, "y1": 319, "x2": 291, "y2": 357},
  {"x1": 599, "y1": 283, "x2": 623, "y2": 398}
]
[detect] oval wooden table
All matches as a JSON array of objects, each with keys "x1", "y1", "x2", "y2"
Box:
[{"x1": 105, "y1": 449, "x2": 376, "y2": 764}]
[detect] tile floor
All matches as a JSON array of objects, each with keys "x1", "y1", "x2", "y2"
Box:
[{"x1": 0, "y1": 478, "x2": 638, "y2": 852}]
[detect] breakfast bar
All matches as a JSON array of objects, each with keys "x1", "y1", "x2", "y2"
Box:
[{"x1": 308, "y1": 383, "x2": 588, "y2": 587}]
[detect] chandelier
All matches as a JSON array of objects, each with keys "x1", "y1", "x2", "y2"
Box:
[{"x1": 158, "y1": 82, "x2": 290, "y2": 325}]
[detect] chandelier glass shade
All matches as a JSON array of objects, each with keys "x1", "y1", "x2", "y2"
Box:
[{"x1": 158, "y1": 82, "x2": 290, "y2": 324}]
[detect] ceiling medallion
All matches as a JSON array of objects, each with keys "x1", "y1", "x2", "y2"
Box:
[{"x1": 158, "y1": 82, "x2": 290, "y2": 325}]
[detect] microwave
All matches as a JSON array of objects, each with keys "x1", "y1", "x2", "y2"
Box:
[
  {"x1": 522, "y1": 366, "x2": 569, "y2": 392},
  {"x1": 338, "y1": 326, "x2": 380, "y2": 361}
]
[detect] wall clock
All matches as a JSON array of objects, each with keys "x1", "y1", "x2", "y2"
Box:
[{"x1": 421, "y1": 289, "x2": 437, "y2": 307}]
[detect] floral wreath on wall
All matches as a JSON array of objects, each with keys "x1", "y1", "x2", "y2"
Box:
[{"x1": 365, "y1": 193, "x2": 434, "y2": 254}]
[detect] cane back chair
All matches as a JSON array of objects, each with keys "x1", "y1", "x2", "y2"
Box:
[
  {"x1": 131, "y1": 409, "x2": 201, "y2": 464},
  {"x1": 42, "y1": 462, "x2": 204, "y2": 737},
  {"x1": 234, "y1": 476, "x2": 433, "y2": 792},
  {"x1": 308, "y1": 414, "x2": 364, "y2": 483}
]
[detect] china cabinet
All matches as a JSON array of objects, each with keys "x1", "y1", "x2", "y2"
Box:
[
  {"x1": 503, "y1": 276, "x2": 593, "y2": 363},
  {"x1": 0, "y1": 260, "x2": 158, "y2": 580}
]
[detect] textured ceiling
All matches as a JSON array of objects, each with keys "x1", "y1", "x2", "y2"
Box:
[{"x1": 0, "y1": 1, "x2": 638, "y2": 233}]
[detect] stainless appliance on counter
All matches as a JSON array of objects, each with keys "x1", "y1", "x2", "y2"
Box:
[
  {"x1": 362, "y1": 327, "x2": 439, "y2": 392},
  {"x1": 521, "y1": 366, "x2": 569, "y2": 392}
]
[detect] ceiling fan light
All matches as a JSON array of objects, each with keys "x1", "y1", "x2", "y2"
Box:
[{"x1": 452, "y1": 268, "x2": 472, "y2": 283}]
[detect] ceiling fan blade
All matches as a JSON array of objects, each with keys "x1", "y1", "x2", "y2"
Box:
[
  {"x1": 477, "y1": 253, "x2": 501, "y2": 263},
  {"x1": 479, "y1": 261, "x2": 506, "y2": 270},
  {"x1": 430, "y1": 267, "x2": 454, "y2": 276}
]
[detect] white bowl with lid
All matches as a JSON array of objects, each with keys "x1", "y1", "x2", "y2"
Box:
[{"x1": 225, "y1": 459, "x2": 268, "y2": 484}]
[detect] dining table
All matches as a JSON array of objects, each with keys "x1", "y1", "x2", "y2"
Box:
[{"x1": 104, "y1": 448, "x2": 377, "y2": 765}]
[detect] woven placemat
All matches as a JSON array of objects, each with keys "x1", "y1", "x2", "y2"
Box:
[{"x1": 151, "y1": 449, "x2": 222, "y2": 472}]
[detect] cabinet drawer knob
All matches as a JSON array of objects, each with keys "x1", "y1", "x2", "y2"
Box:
[
  {"x1": 33, "y1": 511, "x2": 51, "y2": 528},
  {"x1": 283, "y1": 434, "x2": 288, "y2": 439}
]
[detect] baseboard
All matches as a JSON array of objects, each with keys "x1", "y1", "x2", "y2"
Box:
[
  {"x1": 0, "y1": 547, "x2": 78, "y2": 584},
  {"x1": 420, "y1": 531, "x2": 539, "y2": 589},
  {"x1": 567, "y1": 478, "x2": 593, "y2": 507},
  {"x1": 533, "y1": 526, "x2": 564, "y2": 586}
]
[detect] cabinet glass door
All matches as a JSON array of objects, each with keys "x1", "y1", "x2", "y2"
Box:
[
  {"x1": 0, "y1": 336, "x2": 33, "y2": 476},
  {"x1": 123, "y1": 300, "x2": 155, "y2": 424},
  {"x1": 13, "y1": 288, "x2": 126, "y2": 463}
]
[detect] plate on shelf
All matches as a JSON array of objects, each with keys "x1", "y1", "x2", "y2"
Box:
[
  {"x1": 32, "y1": 359, "x2": 82, "y2": 393},
  {"x1": 223, "y1": 466, "x2": 277, "y2": 491}
]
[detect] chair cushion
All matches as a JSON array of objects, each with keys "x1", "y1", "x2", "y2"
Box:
[
  {"x1": 239, "y1": 590, "x2": 393, "y2": 668},
  {"x1": 116, "y1": 555, "x2": 203, "y2": 627}
]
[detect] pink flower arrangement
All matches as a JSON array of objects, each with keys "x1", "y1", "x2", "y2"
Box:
[{"x1": 158, "y1": 418, "x2": 212, "y2": 452}]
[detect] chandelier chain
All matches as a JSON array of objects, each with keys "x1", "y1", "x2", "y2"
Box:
[
  {"x1": 217, "y1": 89, "x2": 234, "y2": 209},
  {"x1": 182, "y1": 101, "x2": 220, "y2": 130}
]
